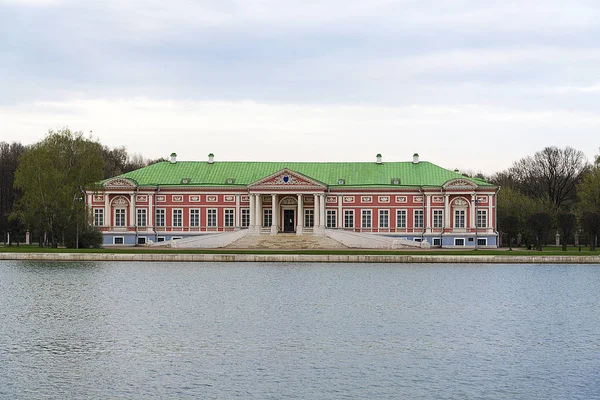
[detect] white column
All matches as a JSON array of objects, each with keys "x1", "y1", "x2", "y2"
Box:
[
  {"x1": 235, "y1": 194, "x2": 241, "y2": 229},
  {"x1": 488, "y1": 194, "x2": 493, "y2": 231},
  {"x1": 130, "y1": 194, "x2": 136, "y2": 227},
  {"x1": 148, "y1": 194, "x2": 154, "y2": 228},
  {"x1": 444, "y1": 194, "x2": 450, "y2": 229},
  {"x1": 470, "y1": 194, "x2": 476, "y2": 229},
  {"x1": 249, "y1": 194, "x2": 255, "y2": 232},
  {"x1": 338, "y1": 195, "x2": 343, "y2": 228},
  {"x1": 297, "y1": 194, "x2": 304, "y2": 235},
  {"x1": 256, "y1": 194, "x2": 263, "y2": 232},
  {"x1": 314, "y1": 194, "x2": 320, "y2": 228},
  {"x1": 426, "y1": 194, "x2": 431, "y2": 232},
  {"x1": 320, "y1": 194, "x2": 326, "y2": 229},
  {"x1": 104, "y1": 194, "x2": 110, "y2": 227},
  {"x1": 271, "y1": 194, "x2": 278, "y2": 235}
]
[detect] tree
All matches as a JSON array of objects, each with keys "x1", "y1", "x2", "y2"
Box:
[
  {"x1": 527, "y1": 212, "x2": 552, "y2": 251},
  {"x1": 577, "y1": 151, "x2": 600, "y2": 214},
  {"x1": 581, "y1": 212, "x2": 600, "y2": 251},
  {"x1": 0, "y1": 141, "x2": 27, "y2": 243},
  {"x1": 497, "y1": 186, "x2": 544, "y2": 248},
  {"x1": 556, "y1": 212, "x2": 576, "y2": 251},
  {"x1": 13, "y1": 129, "x2": 104, "y2": 247},
  {"x1": 508, "y1": 146, "x2": 589, "y2": 210}
]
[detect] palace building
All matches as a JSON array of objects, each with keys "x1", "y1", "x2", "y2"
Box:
[{"x1": 86, "y1": 153, "x2": 499, "y2": 248}]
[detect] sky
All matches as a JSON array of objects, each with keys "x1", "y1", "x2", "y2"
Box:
[{"x1": 1, "y1": 0, "x2": 599, "y2": 174}]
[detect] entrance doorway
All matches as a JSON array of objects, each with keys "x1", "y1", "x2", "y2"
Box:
[{"x1": 283, "y1": 209, "x2": 295, "y2": 233}]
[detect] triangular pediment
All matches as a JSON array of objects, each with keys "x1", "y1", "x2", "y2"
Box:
[
  {"x1": 443, "y1": 178, "x2": 478, "y2": 189},
  {"x1": 249, "y1": 168, "x2": 326, "y2": 189},
  {"x1": 103, "y1": 177, "x2": 137, "y2": 189}
]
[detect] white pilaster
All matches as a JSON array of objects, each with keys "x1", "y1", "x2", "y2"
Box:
[
  {"x1": 488, "y1": 194, "x2": 493, "y2": 231},
  {"x1": 426, "y1": 194, "x2": 431, "y2": 233},
  {"x1": 297, "y1": 194, "x2": 303, "y2": 235},
  {"x1": 235, "y1": 194, "x2": 241, "y2": 229},
  {"x1": 470, "y1": 194, "x2": 476, "y2": 229},
  {"x1": 271, "y1": 194, "x2": 278, "y2": 235},
  {"x1": 444, "y1": 194, "x2": 450, "y2": 229},
  {"x1": 338, "y1": 195, "x2": 343, "y2": 228},
  {"x1": 320, "y1": 194, "x2": 326, "y2": 229},
  {"x1": 256, "y1": 194, "x2": 263, "y2": 232},
  {"x1": 129, "y1": 194, "x2": 135, "y2": 228},
  {"x1": 148, "y1": 193, "x2": 154, "y2": 228},
  {"x1": 104, "y1": 193, "x2": 110, "y2": 227},
  {"x1": 314, "y1": 194, "x2": 320, "y2": 228}
]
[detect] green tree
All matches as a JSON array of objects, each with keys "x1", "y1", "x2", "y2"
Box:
[
  {"x1": 0, "y1": 141, "x2": 27, "y2": 243},
  {"x1": 13, "y1": 129, "x2": 104, "y2": 247},
  {"x1": 556, "y1": 212, "x2": 576, "y2": 251},
  {"x1": 577, "y1": 153, "x2": 600, "y2": 214},
  {"x1": 497, "y1": 186, "x2": 544, "y2": 248},
  {"x1": 527, "y1": 212, "x2": 552, "y2": 251},
  {"x1": 581, "y1": 212, "x2": 600, "y2": 251}
]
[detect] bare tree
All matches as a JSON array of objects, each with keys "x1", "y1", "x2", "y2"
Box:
[{"x1": 508, "y1": 146, "x2": 588, "y2": 210}]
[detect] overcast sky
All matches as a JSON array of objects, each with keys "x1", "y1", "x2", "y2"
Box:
[{"x1": 1, "y1": 0, "x2": 599, "y2": 174}]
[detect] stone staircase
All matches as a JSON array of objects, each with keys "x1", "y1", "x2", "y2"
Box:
[{"x1": 226, "y1": 233, "x2": 348, "y2": 250}]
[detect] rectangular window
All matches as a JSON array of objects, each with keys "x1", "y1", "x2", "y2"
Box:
[
  {"x1": 263, "y1": 209, "x2": 272, "y2": 227},
  {"x1": 455, "y1": 238, "x2": 465, "y2": 246},
  {"x1": 157, "y1": 237, "x2": 165, "y2": 242},
  {"x1": 433, "y1": 238, "x2": 441, "y2": 246},
  {"x1": 172, "y1": 209, "x2": 183, "y2": 227},
  {"x1": 224, "y1": 209, "x2": 234, "y2": 227},
  {"x1": 190, "y1": 209, "x2": 200, "y2": 227},
  {"x1": 113, "y1": 236, "x2": 124, "y2": 245},
  {"x1": 414, "y1": 209, "x2": 424, "y2": 228},
  {"x1": 94, "y1": 209, "x2": 104, "y2": 226},
  {"x1": 362, "y1": 209, "x2": 372, "y2": 228},
  {"x1": 344, "y1": 210, "x2": 354, "y2": 228},
  {"x1": 477, "y1": 210, "x2": 487, "y2": 228},
  {"x1": 207, "y1": 209, "x2": 217, "y2": 227},
  {"x1": 433, "y1": 210, "x2": 443, "y2": 228},
  {"x1": 115, "y1": 209, "x2": 126, "y2": 227},
  {"x1": 326, "y1": 210, "x2": 337, "y2": 228},
  {"x1": 155, "y1": 209, "x2": 165, "y2": 227},
  {"x1": 136, "y1": 209, "x2": 147, "y2": 227},
  {"x1": 455, "y1": 210, "x2": 466, "y2": 228},
  {"x1": 241, "y1": 208, "x2": 250, "y2": 228},
  {"x1": 396, "y1": 210, "x2": 407, "y2": 228},
  {"x1": 304, "y1": 209, "x2": 314, "y2": 228},
  {"x1": 477, "y1": 238, "x2": 487, "y2": 246},
  {"x1": 137, "y1": 237, "x2": 146, "y2": 245},
  {"x1": 379, "y1": 210, "x2": 389, "y2": 228}
]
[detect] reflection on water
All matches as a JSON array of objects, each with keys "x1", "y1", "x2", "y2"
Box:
[{"x1": 0, "y1": 261, "x2": 599, "y2": 399}]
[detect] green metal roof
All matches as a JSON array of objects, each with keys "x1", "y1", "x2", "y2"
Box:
[{"x1": 111, "y1": 160, "x2": 495, "y2": 188}]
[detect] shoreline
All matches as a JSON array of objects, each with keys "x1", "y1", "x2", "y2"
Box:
[{"x1": 1, "y1": 252, "x2": 599, "y2": 264}]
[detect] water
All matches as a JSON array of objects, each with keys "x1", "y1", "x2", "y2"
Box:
[{"x1": 0, "y1": 261, "x2": 599, "y2": 399}]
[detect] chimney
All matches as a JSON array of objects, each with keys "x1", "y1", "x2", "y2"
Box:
[
  {"x1": 208, "y1": 153, "x2": 214, "y2": 164},
  {"x1": 412, "y1": 153, "x2": 419, "y2": 164},
  {"x1": 376, "y1": 153, "x2": 382, "y2": 164},
  {"x1": 170, "y1": 153, "x2": 177, "y2": 164},
  {"x1": 454, "y1": 168, "x2": 460, "y2": 173}
]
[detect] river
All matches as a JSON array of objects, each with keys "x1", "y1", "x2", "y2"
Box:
[{"x1": 0, "y1": 261, "x2": 598, "y2": 399}]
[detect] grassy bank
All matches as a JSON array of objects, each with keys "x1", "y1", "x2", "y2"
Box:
[{"x1": 1, "y1": 244, "x2": 599, "y2": 257}]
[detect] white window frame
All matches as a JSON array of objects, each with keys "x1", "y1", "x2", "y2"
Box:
[
  {"x1": 344, "y1": 210, "x2": 354, "y2": 228},
  {"x1": 477, "y1": 238, "x2": 487, "y2": 246},
  {"x1": 113, "y1": 236, "x2": 124, "y2": 245},
  {"x1": 190, "y1": 209, "x2": 200, "y2": 227},
  {"x1": 155, "y1": 209, "x2": 165, "y2": 227},
  {"x1": 362, "y1": 209, "x2": 372, "y2": 228},
  {"x1": 172, "y1": 209, "x2": 183, "y2": 227},
  {"x1": 326, "y1": 210, "x2": 337, "y2": 228},
  {"x1": 137, "y1": 237, "x2": 146, "y2": 245},
  {"x1": 454, "y1": 238, "x2": 465, "y2": 246},
  {"x1": 93, "y1": 208, "x2": 104, "y2": 226},
  {"x1": 115, "y1": 208, "x2": 126, "y2": 227},
  {"x1": 454, "y1": 209, "x2": 466, "y2": 228},
  {"x1": 136, "y1": 208, "x2": 147, "y2": 227},
  {"x1": 477, "y1": 209, "x2": 487, "y2": 228},
  {"x1": 207, "y1": 208, "x2": 217, "y2": 227},
  {"x1": 224, "y1": 209, "x2": 235, "y2": 227},
  {"x1": 304, "y1": 209, "x2": 314, "y2": 228},
  {"x1": 379, "y1": 209, "x2": 389, "y2": 228},
  {"x1": 433, "y1": 209, "x2": 443, "y2": 228},
  {"x1": 396, "y1": 209, "x2": 407, "y2": 229},
  {"x1": 241, "y1": 208, "x2": 250, "y2": 228},
  {"x1": 413, "y1": 209, "x2": 424, "y2": 229},
  {"x1": 433, "y1": 238, "x2": 441, "y2": 246},
  {"x1": 263, "y1": 209, "x2": 272, "y2": 227}
]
